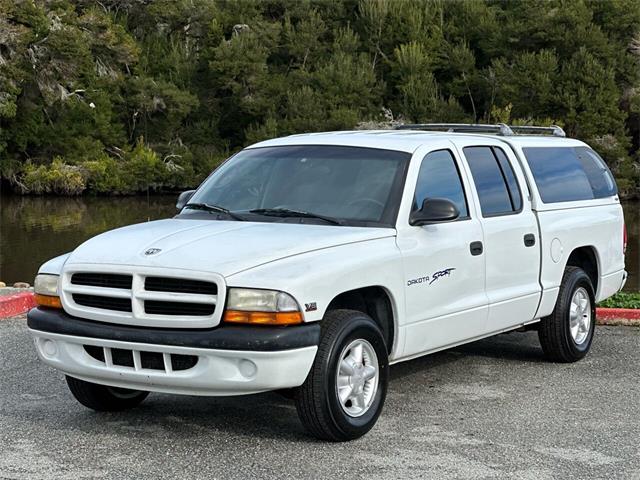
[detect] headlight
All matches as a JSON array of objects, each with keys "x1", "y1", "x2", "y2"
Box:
[
  {"x1": 224, "y1": 288, "x2": 302, "y2": 325},
  {"x1": 34, "y1": 274, "x2": 62, "y2": 309}
]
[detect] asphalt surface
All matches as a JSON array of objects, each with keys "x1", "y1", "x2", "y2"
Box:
[{"x1": 1, "y1": 316, "x2": 639, "y2": 480}]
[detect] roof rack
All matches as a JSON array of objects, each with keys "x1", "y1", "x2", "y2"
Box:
[{"x1": 394, "y1": 123, "x2": 566, "y2": 137}]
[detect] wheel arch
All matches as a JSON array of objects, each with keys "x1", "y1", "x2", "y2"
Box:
[
  {"x1": 564, "y1": 245, "x2": 600, "y2": 294},
  {"x1": 325, "y1": 286, "x2": 397, "y2": 355}
]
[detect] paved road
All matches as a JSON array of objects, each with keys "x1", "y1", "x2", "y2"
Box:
[{"x1": 1, "y1": 316, "x2": 639, "y2": 479}]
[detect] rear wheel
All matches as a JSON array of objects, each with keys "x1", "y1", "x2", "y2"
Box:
[
  {"x1": 66, "y1": 376, "x2": 149, "y2": 411},
  {"x1": 295, "y1": 309, "x2": 389, "y2": 441},
  {"x1": 538, "y1": 266, "x2": 596, "y2": 362}
]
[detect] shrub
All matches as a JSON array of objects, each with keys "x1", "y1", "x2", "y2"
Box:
[
  {"x1": 21, "y1": 158, "x2": 86, "y2": 195},
  {"x1": 599, "y1": 292, "x2": 640, "y2": 309}
]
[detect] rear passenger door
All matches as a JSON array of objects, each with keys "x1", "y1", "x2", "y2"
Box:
[{"x1": 456, "y1": 140, "x2": 542, "y2": 331}]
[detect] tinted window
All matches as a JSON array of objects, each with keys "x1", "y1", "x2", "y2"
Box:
[
  {"x1": 523, "y1": 147, "x2": 616, "y2": 203},
  {"x1": 413, "y1": 150, "x2": 468, "y2": 218},
  {"x1": 575, "y1": 147, "x2": 617, "y2": 198},
  {"x1": 493, "y1": 147, "x2": 523, "y2": 211},
  {"x1": 464, "y1": 147, "x2": 515, "y2": 216}
]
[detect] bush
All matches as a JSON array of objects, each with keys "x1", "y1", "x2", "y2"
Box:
[
  {"x1": 17, "y1": 139, "x2": 213, "y2": 195},
  {"x1": 21, "y1": 158, "x2": 86, "y2": 195},
  {"x1": 81, "y1": 155, "x2": 129, "y2": 194},
  {"x1": 599, "y1": 292, "x2": 640, "y2": 309}
]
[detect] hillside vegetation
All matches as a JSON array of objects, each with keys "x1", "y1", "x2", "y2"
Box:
[{"x1": 1, "y1": 0, "x2": 640, "y2": 195}]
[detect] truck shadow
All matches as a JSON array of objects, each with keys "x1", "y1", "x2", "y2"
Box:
[{"x1": 388, "y1": 330, "x2": 545, "y2": 388}]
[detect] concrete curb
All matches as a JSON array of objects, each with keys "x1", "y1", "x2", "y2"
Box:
[
  {"x1": 596, "y1": 307, "x2": 640, "y2": 326},
  {"x1": 0, "y1": 292, "x2": 36, "y2": 319},
  {"x1": 1, "y1": 291, "x2": 639, "y2": 326}
]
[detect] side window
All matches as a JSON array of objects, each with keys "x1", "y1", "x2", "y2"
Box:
[
  {"x1": 493, "y1": 147, "x2": 523, "y2": 211},
  {"x1": 522, "y1": 147, "x2": 617, "y2": 203},
  {"x1": 575, "y1": 147, "x2": 617, "y2": 198},
  {"x1": 464, "y1": 146, "x2": 521, "y2": 216},
  {"x1": 413, "y1": 150, "x2": 468, "y2": 218}
]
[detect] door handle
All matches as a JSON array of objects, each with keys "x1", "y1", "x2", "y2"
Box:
[
  {"x1": 470, "y1": 241, "x2": 483, "y2": 256},
  {"x1": 524, "y1": 234, "x2": 536, "y2": 247}
]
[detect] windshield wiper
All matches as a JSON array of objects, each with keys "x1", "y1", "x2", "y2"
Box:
[
  {"x1": 249, "y1": 208, "x2": 344, "y2": 226},
  {"x1": 184, "y1": 203, "x2": 245, "y2": 221}
]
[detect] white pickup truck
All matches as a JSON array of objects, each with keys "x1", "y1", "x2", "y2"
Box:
[{"x1": 28, "y1": 124, "x2": 627, "y2": 441}]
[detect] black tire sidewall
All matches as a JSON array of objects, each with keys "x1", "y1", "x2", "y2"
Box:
[
  {"x1": 320, "y1": 316, "x2": 389, "y2": 439},
  {"x1": 66, "y1": 376, "x2": 148, "y2": 411},
  {"x1": 561, "y1": 270, "x2": 596, "y2": 356}
]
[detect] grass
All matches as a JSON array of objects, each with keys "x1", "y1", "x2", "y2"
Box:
[{"x1": 598, "y1": 292, "x2": 640, "y2": 309}]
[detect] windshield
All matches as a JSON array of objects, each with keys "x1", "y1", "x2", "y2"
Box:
[{"x1": 186, "y1": 145, "x2": 410, "y2": 226}]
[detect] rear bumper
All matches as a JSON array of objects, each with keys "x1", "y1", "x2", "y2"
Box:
[{"x1": 27, "y1": 308, "x2": 319, "y2": 396}]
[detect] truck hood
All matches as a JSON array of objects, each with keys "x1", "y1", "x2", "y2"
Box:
[{"x1": 65, "y1": 219, "x2": 395, "y2": 277}]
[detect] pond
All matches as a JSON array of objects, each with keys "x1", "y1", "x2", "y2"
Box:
[{"x1": 0, "y1": 193, "x2": 638, "y2": 292}]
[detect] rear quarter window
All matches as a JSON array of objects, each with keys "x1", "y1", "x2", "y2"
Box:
[{"x1": 522, "y1": 147, "x2": 617, "y2": 203}]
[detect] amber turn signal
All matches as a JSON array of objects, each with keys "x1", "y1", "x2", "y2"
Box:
[
  {"x1": 35, "y1": 294, "x2": 63, "y2": 309},
  {"x1": 223, "y1": 310, "x2": 303, "y2": 325}
]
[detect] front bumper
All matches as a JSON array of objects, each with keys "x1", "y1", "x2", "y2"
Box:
[{"x1": 27, "y1": 308, "x2": 319, "y2": 396}]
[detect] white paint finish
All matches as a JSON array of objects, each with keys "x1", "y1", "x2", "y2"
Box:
[
  {"x1": 395, "y1": 212, "x2": 488, "y2": 356},
  {"x1": 248, "y1": 129, "x2": 448, "y2": 153},
  {"x1": 535, "y1": 287, "x2": 560, "y2": 319},
  {"x1": 535, "y1": 203, "x2": 624, "y2": 304},
  {"x1": 452, "y1": 137, "x2": 542, "y2": 330},
  {"x1": 30, "y1": 329, "x2": 317, "y2": 396},
  {"x1": 32, "y1": 129, "x2": 627, "y2": 395},
  {"x1": 65, "y1": 218, "x2": 394, "y2": 277},
  {"x1": 60, "y1": 264, "x2": 227, "y2": 328},
  {"x1": 551, "y1": 238, "x2": 563, "y2": 263},
  {"x1": 38, "y1": 253, "x2": 70, "y2": 277},
  {"x1": 226, "y1": 236, "x2": 407, "y2": 358},
  {"x1": 598, "y1": 269, "x2": 627, "y2": 303},
  {"x1": 393, "y1": 142, "x2": 488, "y2": 357}
]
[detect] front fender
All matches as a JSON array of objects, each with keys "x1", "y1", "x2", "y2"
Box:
[
  {"x1": 225, "y1": 237, "x2": 405, "y2": 326},
  {"x1": 39, "y1": 253, "x2": 71, "y2": 275}
]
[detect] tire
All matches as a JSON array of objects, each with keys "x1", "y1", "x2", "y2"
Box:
[
  {"x1": 294, "y1": 309, "x2": 389, "y2": 441},
  {"x1": 66, "y1": 376, "x2": 149, "y2": 411},
  {"x1": 538, "y1": 266, "x2": 596, "y2": 363}
]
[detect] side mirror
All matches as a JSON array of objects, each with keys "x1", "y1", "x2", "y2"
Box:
[
  {"x1": 176, "y1": 190, "x2": 196, "y2": 210},
  {"x1": 409, "y1": 198, "x2": 460, "y2": 226}
]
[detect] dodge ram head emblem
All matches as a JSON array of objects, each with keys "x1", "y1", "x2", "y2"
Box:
[{"x1": 144, "y1": 248, "x2": 162, "y2": 256}]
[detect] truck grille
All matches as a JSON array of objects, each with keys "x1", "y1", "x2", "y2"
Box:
[
  {"x1": 144, "y1": 300, "x2": 215, "y2": 316},
  {"x1": 61, "y1": 267, "x2": 224, "y2": 328},
  {"x1": 84, "y1": 345, "x2": 198, "y2": 372},
  {"x1": 145, "y1": 277, "x2": 217, "y2": 295},
  {"x1": 71, "y1": 273, "x2": 133, "y2": 289},
  {"x1": 73, "y1": 294, "x2": 132, "y2": 312}
]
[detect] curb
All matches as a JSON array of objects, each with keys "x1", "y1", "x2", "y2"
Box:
[
  {"x1": 0, "y1": 292, "x2": 36, "y2": 319},
  {"x1": 595, "y1": 307, "x2": 640, "y2": 326}
]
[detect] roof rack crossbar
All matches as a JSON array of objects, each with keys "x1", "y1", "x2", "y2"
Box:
[{"x1": 394, "y1": 123, "x2": 566, "y2": 137}]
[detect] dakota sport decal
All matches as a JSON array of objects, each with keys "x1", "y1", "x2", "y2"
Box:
[{"x1": 407, "y1": 268, "x2": 456, "y2": 287}]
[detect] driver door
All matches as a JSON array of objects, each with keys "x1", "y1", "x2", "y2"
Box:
[{"x1": 397, "y1": 145, "x2": 489, "y2": 358}]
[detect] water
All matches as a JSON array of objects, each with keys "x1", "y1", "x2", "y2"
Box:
[
  {"x1": 624, "y1": 201, "x2": 640, "y2": 292},
  {"x1": 0, "y1": 194, "x2": 639, "y2": 292},
  {"x1": 0, "y1": 194, "x2": 177, "y2": 285}
]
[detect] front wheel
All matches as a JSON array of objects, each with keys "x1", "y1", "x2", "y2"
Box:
[
  {"x1": 66, "y1": 376, "x2": 149, "y2": 411},
  {"x1": 295, "y1": 309, "x2": 389, "y2": 441},
  {"x1": 538, "y1": 266, "x2": 596, "y2": 362}
]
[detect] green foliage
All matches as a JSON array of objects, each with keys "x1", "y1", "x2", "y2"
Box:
[
  {"x1": 21, "y1": 158, "x2": 86, "y2": 195},
  {"x1": 1, "y1": 0, "x2": 640, "y2": 195},
  {"x1": 599, "y1": 292, "x2": 640, "y2": 309}
]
